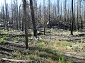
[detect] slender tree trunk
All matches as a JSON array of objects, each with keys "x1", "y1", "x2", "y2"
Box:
[
  {"x1": 11, "y1": 1, "x2": 13, "y2": 29},
  {"x1": 81, "y1": 5, "x2": 83, "y2": 29},
  {"x1": 77, "y1": 3, "x2": 79, "y2": 30},
  {"x1": 81, "y1": 18, "x2": 83, "y2": 29},
  {"x1": 2, "y1": 6, "x2": 5, "y2": 29},
  {"x1": 71, "y1": 0, "x2": 74, "y2": 35},
  {"x1": 16, "y1": 0, "x2": 18, "y2": 30},
  {"x1": 43, "y1": 0, "x2": 45, "y2": 35},
  {"x1": 19, "y1": 5, "x2": 21, "y2": 30},
  {"x1": 30, "y1": 0, "x2": 37, "y2": 38},
  {"x1": 48, "y1": 0, "x2": 51, "y2": 28},
  {"x1": 5, "y1": 0, "x2": 8, "y2": 30},
  {"x1": 64, "y1": 0, "x2": 67, "y2": 29},
  {"x1": 22, "y1": 0, "x2": 28, "y2": 49}
]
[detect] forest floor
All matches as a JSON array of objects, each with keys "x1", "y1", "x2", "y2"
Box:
[{"x1": 0, "y1": 29, "x2": 85, "y2": 63}]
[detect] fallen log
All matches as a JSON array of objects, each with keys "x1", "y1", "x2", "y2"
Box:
[{"x1": 1, "y1": 58, "x2": 34, "y2": 63}]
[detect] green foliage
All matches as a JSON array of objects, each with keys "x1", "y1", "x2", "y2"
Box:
[
  {"x1": 60, "y1": 42, "x2": 71, "y2": 47},
  {"x1": 0, "y1": 30, "x2": 8, "y2": 34},
  {"x1": 8, "y1": 47, "x2": 71, "y2": 63},
  {"x1": 3, "y1": 36, "x2": 10, "y2": 40},
  {"x1": 0, "y1": 36, "x2": 11, "y2": 44},
  {"x1": 72, "y1": 45, "x2": 79, "y2": 52},
  {"x1": 0, "y1": 30, "x2": 75, "y2": 63},
  {"x1": 0, "y1": 38, "x2": 5, "y2": 43},
  {"x1": 58, "y1": 58, "x2": 65, "y2": 63},
  {"x1": 67, "y1": 59, "x2": 74, "y2": 63}
]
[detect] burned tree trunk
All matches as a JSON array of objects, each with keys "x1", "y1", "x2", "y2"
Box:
[
  {"x1": 5, "y1": 0, "x2": 9, "y2": 30},
  {"x1": 30, "y1": 0, "x2": 37, "y2": 38},
  {"x1": 71, "y1": 0, "x2": 74, "y2": 35},
  {"x1": 48, "y1": 0, "x2": 51, "y2": 28},
  {"x1": 43, "y1": 0, "x2": 46, "y2": 35},
  {"x1": 22, "y1": 0, "x2": 28, "y2": 49}
]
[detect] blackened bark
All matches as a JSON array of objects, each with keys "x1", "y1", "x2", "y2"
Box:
[
  {"x1": 71, "y1": 0, "x2": 74, "y2": 35},
  {"x1": 5, "y1": 0, "x2": 8, "y2": 30},
  {"x1": 43, "y1": 0, "x2": 45, "y2": 35},
  {"x1": 22, "y1": 0, "x2": 28, "y2": 49},
  {"x1": 48, "y1": 0, "x2": 51, "y2": 29},
  {"x1": 81, "y1": 17, "x2": 83, "y2": 29},
  {"x1": 30, "y1": 0, "x2": 37, "y2": 38}
]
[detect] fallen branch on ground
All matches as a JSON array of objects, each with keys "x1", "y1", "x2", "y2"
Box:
[{"x1": 1, "y1": 58, "x2": 34, "y2": 62}]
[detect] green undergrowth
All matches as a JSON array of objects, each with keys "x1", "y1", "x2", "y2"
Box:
[
  {"x1": 7, "y1": 45, "x2": 74, "y2": 63},
  {"x1": 0, "y1": 30, "x2": 24, "y2": 34},
  {"x1": 0, "y1": 38, "x2": 5, "y2": 43},
  {"x1": 0, "y1": 30, "x2": 8, "y2": 34},
  {"x1": 0, "y1": 30, "x2": 75, "y2": 63},
  {"x1": 0, "y1": 36, "x2": 10, "y2": 44},
  {"x1": 10, "y1": 48, "x2": 73, "y2": 63}
]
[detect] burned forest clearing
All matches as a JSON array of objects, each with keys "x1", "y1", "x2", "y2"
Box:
[
  {"x1": 0, "y1": 29, "x2": 85, "y2": 63},
  {"x1": 0, "y1": 0, "x2": 85, "y2": 63}
]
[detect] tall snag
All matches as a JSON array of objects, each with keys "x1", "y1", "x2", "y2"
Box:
[
  {"x1": 22, "y1": 0, "x2": 28, "y2": 49},
  {"x1": 30, "y1": 0, "x2": 37, "y2": 38},
  {"x1": 71, "y1": 0, "x2": 74, "y2": 35}
]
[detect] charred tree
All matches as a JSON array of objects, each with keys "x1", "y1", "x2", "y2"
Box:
[
  {"x1": 22, "y1": 0, "x2": 28, "y2": 49},
  {"x1": 48, "y1": 0, "x2": 51, "y2": 28},
  {"x1": 30, "y1": 0, "x2": 37, "y2": 38},
  {"x1": 43, "y1": 0, "x2": 46, "y2": 35},
  {"x1": 5, "y1": 0, "x2": 9, "y2": 30},
  {"x1": 71, "y1": 0, "x2": 74, "y2": 35}
]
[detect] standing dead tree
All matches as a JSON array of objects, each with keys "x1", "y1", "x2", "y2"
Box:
[
  {"x1": 48, "y1": 0, "x2": 51, "y2": 28},
  {"x1": 71, "y1": 0, "x2": 74, "y2": 35},
  {"x1": 43, "y1": 0, "x2": 46, "y2": 35},
  {"x1": 5, "y1": 0, "x2": 9, "y2": 30},
  {"x1": 30, "y1": 0, "x2": 37, "y2": 38},
  {"x1": 22, "y1": 0, "x2": 28, "y2": 49}
]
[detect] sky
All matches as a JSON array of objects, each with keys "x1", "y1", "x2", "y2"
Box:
[
  {"x1": 0, "y1": 0, "x2": 84, "y2": 11},
  {"x1": 0, "y1": 0, "x2": 56, "y2": 8},
  {"x1": 0, "y1": 0, "x2": 67, "y2": 7},
  {"x1": 0, "y1": 0, "x2": 76, "y2": 13},
  {"x1": 0, "y1": 0, "x2": 21, "y2": 6},
  {"x1": 0, "y1": 0, "x2": 11, "y2": 6},
  {"x1": 0, "y1": 0, "x2": 84, "y2": 6},
  {"x1": 0, "y1": 0, "x2": 76, "y2": 6}
]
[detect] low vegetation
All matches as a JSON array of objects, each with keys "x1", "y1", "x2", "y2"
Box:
[
  {"x1": 0, "y1": 30, "x2": 73, "y2": 63},
  {"x1": 0, "y1": 29, "x2": 85, "y2": 63}
]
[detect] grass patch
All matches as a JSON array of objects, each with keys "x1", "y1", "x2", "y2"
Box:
[
  {"x1": 60, "y1": 42, "x2": 71, "y2": 47},
  {"x1": 0, "y1": 38, "x2": 5, "y2": 43},
  {"x1": 7, "y1": 46, "x2": 73, "y2": 63},
  {"x1": 0, "y1": 30, "x2": 75, "y2": 63},
  {"x1": 0, "y1": 30, "x2": 8, "y2": 34}
]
